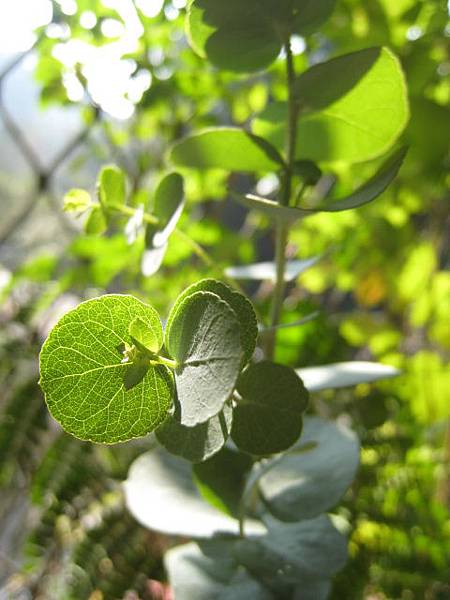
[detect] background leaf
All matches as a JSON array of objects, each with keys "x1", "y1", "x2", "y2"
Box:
[
  {"x1": 39, "y1": 295, "x2": 171, "y2": 443},
  {"x1": 98, "y1": 164, "x2": 127, "y2": 208},
  {"x1": 297, "y1": 361, "x2": 400, "y2": 392}
]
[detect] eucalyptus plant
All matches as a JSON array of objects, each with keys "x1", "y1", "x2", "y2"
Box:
[{"x1": 38, "y1": 0, "x2": 409, "y2": 597}]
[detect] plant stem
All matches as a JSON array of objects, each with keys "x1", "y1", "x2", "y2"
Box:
[
  {"x1": 154, "y1": 355, "x2": 178, "y2": 370},
  {"x1": 265, "y1": 38, "x2": 299, "y2": 359}
]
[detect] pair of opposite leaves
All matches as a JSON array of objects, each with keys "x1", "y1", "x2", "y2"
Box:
[{"x1": 39, "y1": 279, "x2": 308, "y2": 460}]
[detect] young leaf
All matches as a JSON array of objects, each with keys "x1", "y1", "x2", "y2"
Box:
[
  {"x1": 170, "y1": 128, "x2": 283, "y2": 173},
  {"x1": 165, "y1": 541, "x2": 272, "y2": 600},
  {"x1": 39, "y1": 295, "x2": 172, "y2": 443},
  {"x1": 165, "y1": 291, "x2": 242, "y2": 427},
  {"x1": 252, "y1": 47, "x2": 409, "y2": 163},
  {"x1": 63, "y1": 188, "x2": 92, "y2": 213},
  {"x1": 129, "y1": 316, "x2": 161, "y2": 353},
  {"x1": 233, "y1": 147, "x2": 407, "y2": 222},
  {"x1": 235, "y1": 515, "x2": 347, "y2": 585},
  {"x1": 225, "y1": 257, "x2": 321, "y2": 282},
  {"x1": 156, "y1": 403, "x2": 233, "y2": 463},
  {"x1": 187, "y1": 0, "x2": 336, "y2": 72},
  {"x1": 297, "y1": 361, "x2": 400, "y2": 392},
  {"x1": 258, "y1": 416, "x2": 360, "y2": 521},
  {"x1": 166, "y1": 279, "x2": 257, "y2": 365},
  {"x1": 193, "y1": 447, "x2": 253, "y2": 517},
  {"x1": 231, "y1": 361, "x2": 308, "y2": 456},
  {"x1": 98, "y1": 164, "x2": 127, "y2": 209},
  {"x1": 124, "y1": 449, "x2": 265, "y2": 537},
  {"x1": 84, "y1": 205, "x2": 107, "y2": 235}
]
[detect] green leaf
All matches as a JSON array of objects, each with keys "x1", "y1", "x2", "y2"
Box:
[
  {"x1": 156, "y1": 403, "x2": 233, "y2": 463},
  {"x1": 193, "y1": 447, "x2": 253, "y2": 517},
  {"x1": 166, "y1": 279, "x2": 257, "y2": 365},
  {"x1": 39, "y1": 295, "x2": 172, "y2": 443},
  {"x1": 233, "y1": 147, "x2": 407, "y2": 222},
  {"x1": 165, "y1": 541, "x2": 272, "y2": 600},
  {"x1": 258, "y1": 416, "x2": 360, "y2": 521},
  {"x1": 170, "y1": 128, "x2": 283, "y2": 173},
  {"x1": 187, "y1": 0, "x2": 336, "y2": 72},
  {"x1": 165, "y1": 291, "x2": 242, "y2": 426},
  {"x1": 128, "y1": 316, "x2": 161, "y2": 354},
  {"x1": 235, "y1": 515, "x2": 347, "y2": 585},
  {"x1": 252, "y1": 48, "x2": 409, "y2": 163},
  {"x1": 84, "y1": 205, "x2": 107, "y2": 235},
  {"x1": 63, "y1": 188, "x2": 92, "y2": 213},
  {"x1": 297, "y1": 361, "x2": 400, "y2": 392},
  {"x1": 98, "y1": 164, "x2": 127, "y2": 208},
  {"x1": 125, "y1": 449, "x2": 265, "y2": 537},
  {"x1": 232, "y1": 361, "x2": 308, "y2": 456}
]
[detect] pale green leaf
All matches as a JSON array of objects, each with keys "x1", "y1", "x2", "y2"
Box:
[
  {"x1": 63, "y1": 188, "x2": 92, "y2": 213},
  {"x1": 84, "y1": 205, "x2": 107, "y2": 235},
  {"x1": 129, "y1": 316, "x2": 161, "y2": 353},
  {"x1": 98, "y1": 164, "x2": 127, "y2": 208},
  {"x1": 156, "y1": 402, "x2": 233, "y2": 463},
  {"x1": 165, "y1": 291, "x2": 242, "y2": 426},
  {"x1": 170, "y1": 128, "x2": 283, "y2": 173},
  {"x1": 297, "y1": 361, "x2": 400, "y2": 392},
  {"x1": 232, "y1": 361, "x2": 308, "y2": 456},
  {"x1": 258, "y1": 416, "x2": 359, "y2": 521},
  {"x1": 166, "y1": 279, "x2": 257, "y2": 365},
  {"x1": 252, "y1": 48, "x2": 409, "y2": 163},
  {"x1": 39, "y1": 295, "x2": 172, "y2": 443},
  {"x1": 124, "y1": 449, "x2": 265, "y2": 537}
]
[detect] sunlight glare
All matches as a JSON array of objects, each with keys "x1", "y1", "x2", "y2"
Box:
[{"x1": 0, "y1": 0, "x2": 52, "y2": 53}]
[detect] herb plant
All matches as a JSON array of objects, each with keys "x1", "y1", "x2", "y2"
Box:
[{"x1": 38, "y1": 1, "x2": 409, "y2": 597}]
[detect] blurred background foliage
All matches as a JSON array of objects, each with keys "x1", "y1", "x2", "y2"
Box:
[{"x1": 0, "y1": 0, "x2": 449, "y2": 598}]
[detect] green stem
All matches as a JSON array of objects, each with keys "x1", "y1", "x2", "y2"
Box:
[
  {"x1": 264, "y1": 38, "x2": 299, "y2": 359},
  {"x1": 153, "y1": 355, "x2": 178, "y2": 370}
]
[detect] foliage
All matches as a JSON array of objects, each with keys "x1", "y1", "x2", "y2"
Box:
[{"x1": 0, "y1": 0, "x2": 448, "y2": 598}]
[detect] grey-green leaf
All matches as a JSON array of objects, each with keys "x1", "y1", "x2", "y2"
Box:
[
  {"x1": 124, "y1": 449, "x2": 265, "y2": 537},
  {"x1": 258, "y1": 416, "x2": 360, "y2": 521},
  {"x1": 156, "y1": 403, "x2": 233, "y2": 463},
  {"x1": 232, "y1": 361, "x2": 308, "y2": 456},
  {"x1": 297, "y1": 361, "x2": 400, "y2": 392},
  {"x1": 166, "y1": 279, "x2": 257, "y2": 366},
  {"x1": 39, "y1": 295, "x2": 172, "y2": 444},
  {"x1": 98, "y1": 164, "x2": 127, "y2": 208},
  {"x1": 165, "y1": 291, "x2": 242, "y2": 427},
  {"x1": 233, "y1": 147, "x2": 407, "y2": 222},
  {"x1": 170, "y1": 128, "x2": 283, "y2": 173},
  {"x1": 252, "y1": 47, "x2": 409, "y2": 163}
]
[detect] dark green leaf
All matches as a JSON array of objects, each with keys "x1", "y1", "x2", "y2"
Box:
[
  {"x1": 232, "y1": 361, "x2": 308, "y2": 456},
  {"x1": 165, "y1": 291, "x2": 242, "y2": 427},
  {"x1": 170, "y1": 128, "x2": 283, "y2": 173},
  {"x1": 39, "y1": 295, "x2": 172, "y2": 443},
  {"x1": 258, "y1": 416, "x2": 360, "y2": 521},
  {"x1": 166, "y1": 279, "x2": 257, "y2": 365},
  {"x1": 193, "y1": 447, "x2": 253, "y2": 517},
  {"x1": 156, "y1": 403, "x2": 233, "y2": 463}
]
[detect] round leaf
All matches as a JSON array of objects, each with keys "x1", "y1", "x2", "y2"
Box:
[
  {"x1": 170, "y1": 128, "x2": 283, "y2": 173},
  {"x1": 232, "y1": 361, "x2": 308, "y2": 455},
  {"x1": 165, "y1": 291, "x2": 242, "y2": 427},
  {"x1": 167, "y1": 279, "x2": 257, "y2": 365},
  {"x1": 156, "y1": 403, "x2": 233, "y2": 463},
  {"x1": 258, "y1": 416, "x2": 360, "y2": 521},
  {"x1": 124, "y1": 449, "x2": 265, "y2": 537},
  {"x1": 39, "y1": 295, "x2": 172, "y2": 443},
  {"x1": 252, "y1": 47, "x2": 409, "y2": 163}
]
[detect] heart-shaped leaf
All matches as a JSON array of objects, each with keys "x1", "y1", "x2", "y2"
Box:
[
  {"x1": 170, "y1": 128, "x2": 283, "y2": 173},
  {"x1": 166, "y1": 279, "x2": 257, "y2": 366},
  {"x1": 252, "y1": 47, "x2": 409, "y2": 163},
  {"x1": 297, "y1": 361, "x2": 400, "y2": 392},
  {"x1": 258, "y1": 416, "x2": 359, "y2": 521},
  {"x1": 233, "y1": 147, "x2": 407, "y2": 222},
  {"x1": 231, "y1": 361, "x2": 309, "y2": 456},
  {"x1": 165, "y1": 291, "x2": 242, "y2": 427},
  {"x1": 39, "y1": 295, "x2": 172, "y2": 443},
  {"x1": 125, "y1": 449, "x2": 265, "y2": 537},
  {"x1": 156, "y1": 403, "x2": 233, "y2": 463}
]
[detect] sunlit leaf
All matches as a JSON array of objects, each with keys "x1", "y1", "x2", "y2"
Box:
[{"x1": 297, "y1": 361, "x2": 400, "y2": 392}]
